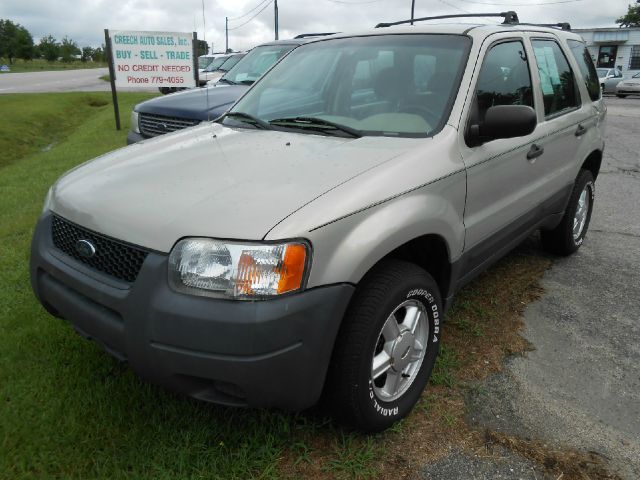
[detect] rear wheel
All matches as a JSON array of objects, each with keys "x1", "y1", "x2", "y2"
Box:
[
  {"x1": 325, "y1": 260, "x2": 442, "y2": 432},
  {"x1": 616, "y1": 94, "x2": 627, "y2": 98},
  {"x1": 541, "y1": 169, "x2": 595, "y2": 256}
]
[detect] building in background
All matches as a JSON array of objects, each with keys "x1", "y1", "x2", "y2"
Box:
[{"x1": 574, "y1": 27, "x2": 640, "y2": 76}]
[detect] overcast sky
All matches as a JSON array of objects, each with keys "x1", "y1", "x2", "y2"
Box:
[{"x1": 0, "y1": 0, "x2": 633, "y2": 51}]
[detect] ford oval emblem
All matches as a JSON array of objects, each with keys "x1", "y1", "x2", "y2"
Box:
[{"x1": 76, "y1": 239, "x2": 96, "y2": 258}]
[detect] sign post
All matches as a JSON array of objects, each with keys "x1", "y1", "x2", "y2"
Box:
[
  {"x1": 104, "y1": 29, "x2": 121, "y2": 130},
  {"x1": 104, "y1": 29, "x2": 199, "y2": 130}
]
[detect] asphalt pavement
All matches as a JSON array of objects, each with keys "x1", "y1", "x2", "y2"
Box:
[
  {"x1": 426, "y1": 97, "x2": 640, "y2": 479},
  {"x1": 0, "y1": 68, "x2": 154, "y2": 93}
]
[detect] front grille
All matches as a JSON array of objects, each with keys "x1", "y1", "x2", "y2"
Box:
[
  {"x1": 51, "y1": 215, "x2": 149, "y2": 283},
  {"x1": 139, "y1": 112, "x2": 199, "y2": 137}
]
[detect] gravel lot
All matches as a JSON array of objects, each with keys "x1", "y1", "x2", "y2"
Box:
[{"x1": 425, "y1": 96, "x2": 640, "y2": 479}]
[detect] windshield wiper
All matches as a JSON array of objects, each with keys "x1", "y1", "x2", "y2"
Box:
[
  {"x1": 223, "y1": 111, "x2": 272, "y2": 130},
  {"x1": 269, "y1": 116, "x2": 362, "y2": 138},
  {"x1": 217, "y1": 77, "x2": 236, "y2": 85},
  {"x1": 238, "y1": 79, "x2": 255, "y2": 85}
]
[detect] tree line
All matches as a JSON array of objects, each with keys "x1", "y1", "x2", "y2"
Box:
[{"x1": 0, "y1": 19, "x2": 106, "y2": 64}]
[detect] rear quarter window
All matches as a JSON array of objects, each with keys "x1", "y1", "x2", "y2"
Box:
[{"x1": 567, "y1": 39, "x2": 601, "y2": 101}]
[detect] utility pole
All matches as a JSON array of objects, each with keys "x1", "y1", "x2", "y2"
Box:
[
  {"x1": 411, "y1": 0, "x2": 416, "y2": 25},
  {"x1": 274, "y1": 0, "x2": 279, "y2": 40},
  {"x1": 225, "y1": 17, "x2": 229, "y2": 52},
  {"x1": 202, "y1": 0, "x2": 206, "y2": 42}
]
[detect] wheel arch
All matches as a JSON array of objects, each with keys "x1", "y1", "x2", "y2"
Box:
[
  {"x1": 379, "y1": 234, "x2": 452, "y2": 302},
  {"x1": 581, "y1": 150, "x2": 602, "y2": 180}
]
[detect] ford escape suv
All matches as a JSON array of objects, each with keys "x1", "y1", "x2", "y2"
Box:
[{"x1": 31, "y1": 12, "x2": 605, "y2": 432}]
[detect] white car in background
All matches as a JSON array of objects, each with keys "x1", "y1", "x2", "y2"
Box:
[
  {"x1": 197, "y1": 53, "x2": 227, "y2": 73},
  {"x1": 597, "y1": 67, "x2": 623, "y2": 93},
  {"x1": 199, "y1": 53, "x2": 245, "y2": 86},
  {"x1": 615, "y1": 72, "x2": 640, "y2": 98}
]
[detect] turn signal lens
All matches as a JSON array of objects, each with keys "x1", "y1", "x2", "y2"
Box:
[{"x1": 278, "y1": 244, "x2": 307, "y2": 294}]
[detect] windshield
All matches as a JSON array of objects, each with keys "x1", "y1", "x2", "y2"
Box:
[
  {"x1": 596, "y1": 68, "x2": 609, "y2": 77},
  {"x1": 226, "y1": 35, "x2": 471, "y2": 137},
  {"x1": 219, "y1": 54, "x2": 244, "y2": 72},
  {"x1": 199, "y1": 56, "x2": 216, "y2": 70},
  {"x1": 221, "y1": 44, "x2": 297, "y2": 85},
  {"x1": 204, "y1": 56, "x2": 230, "y2": 72}
]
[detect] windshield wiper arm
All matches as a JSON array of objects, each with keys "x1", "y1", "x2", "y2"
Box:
[
  {"x1": 269, "y1": 116, "x2": 362, "y2": 138},
  {"x1": 217, "y1": 77, "x2": 236, "y2": 85},
  {"x1": 224, "y1": 111, "x2": 272, "y2": 130}
]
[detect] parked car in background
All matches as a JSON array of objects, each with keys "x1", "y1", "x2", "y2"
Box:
[
  {"x1": 158, "y1": 53, "x2": 245, "y2": 95},
  {"x1": 35, "y1": 13, "x2": 605, "y2": 432},
  {"x1": 597, "y1": 67, "x2": 623, "y2": 93},
  {"x1": 128, "y1": 38, "x2": 313, "y2": 144},
  {"x1": 616, "y1": 72, "x2": 640, "y2": 98},
  {"x1": 199, "y1": 53, "x2": 246, "y2": 86},
  {"x1": 198, "y1": 53, "x2": 226, "y2": 72}
]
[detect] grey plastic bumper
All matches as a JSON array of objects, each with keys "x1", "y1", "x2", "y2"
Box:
[
  {"x1": 30, "y1": 213, "x2": 354, "y2": 410},
  {"x1": 126, "y1": 131, "x2": 146, "y2": 144}
]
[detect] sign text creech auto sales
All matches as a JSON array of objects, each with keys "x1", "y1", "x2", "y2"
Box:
[{"x1": 110, "y1": 30, "x2": 196, "y2": 88}]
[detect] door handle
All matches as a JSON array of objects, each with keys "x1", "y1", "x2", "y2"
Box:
[
  {"x1": 527, "y1": 144, "x2": 544, "y2": 160},
  {"x1": 575, "y1": 124, "x2": 587, "y2": 137}
]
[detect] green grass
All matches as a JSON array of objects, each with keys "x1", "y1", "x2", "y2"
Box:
[
  {"x1": 0, "y1": 94, "x2": 111, "y2": 170},
  {"x1": 0, "y1": 58, "x2": 108, "y2": 73}
]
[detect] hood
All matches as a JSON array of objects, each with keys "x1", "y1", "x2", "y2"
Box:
[
  {"x1": 135, "y1": 85, "x2": 249, "y2": 121},
  {"x1": 50, "y1": 123, "x2": 415, "y2": 253}
]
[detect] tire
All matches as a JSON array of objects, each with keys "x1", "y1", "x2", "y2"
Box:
[
  {"x1": 616, "y1": 94, "x2": 627, "y2": 98},
  {"x1": 325, "y1": 260, "x2": 442, "y2": 432},
  {"x1": 541, "y1": 169, "x2": 595, "y2": 256}
]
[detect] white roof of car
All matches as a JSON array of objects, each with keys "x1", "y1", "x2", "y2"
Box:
[{"x1": 302, "y1": 22, "x2": 584, "y2": 42}]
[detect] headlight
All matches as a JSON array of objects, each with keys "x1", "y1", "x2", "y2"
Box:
[
  {"x1": 42, "y1": 186, "x2": 53, "y2": 213},
  {"x1": 168, "y1": 238, "x2": 309, "y2": 299},
  {"x1": 130, "y1": 110, "x2": 140, "y2": 134}
]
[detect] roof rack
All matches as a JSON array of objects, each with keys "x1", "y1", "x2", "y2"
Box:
[
  {"x1": 518, "y1": 22, "x2": 571, "y2": 31},
  {"x1": 375, "y1": 11, "x2": 519, "y2": 28},
  {"x1": 294, "y1": 32, "x2": 338, "y2": 39}
]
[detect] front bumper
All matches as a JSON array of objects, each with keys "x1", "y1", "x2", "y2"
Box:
[
  {"x1": 30, "y1": 213, "x2": 354, "y2": 410},
  {"x1": 126, "y1": 130, "x2": 146, "y2": 144}
]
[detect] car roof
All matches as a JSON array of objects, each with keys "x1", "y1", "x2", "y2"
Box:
[{"x1": 299, "y1": 22, "x2": 584, "y2": 43}]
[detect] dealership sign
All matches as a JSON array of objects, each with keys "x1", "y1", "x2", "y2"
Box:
[{"x1": 108, "y1": 30, "x2": 197, "y2": 88}]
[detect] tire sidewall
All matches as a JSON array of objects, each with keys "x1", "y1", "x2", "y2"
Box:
[
  {"x1": 571, "y1": 174, "x2": 595, "y2": 248},
  {"x1": 357, "y1": 279, "x2": 442, "y2": 428}
]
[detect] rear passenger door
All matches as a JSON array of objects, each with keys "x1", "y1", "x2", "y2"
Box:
[
  {"x1": 459, "y1": 34, "x2": 549, "y2": 278},
  {"x1": 527, "y1": 35, "x2": 595, "y2": 204}
]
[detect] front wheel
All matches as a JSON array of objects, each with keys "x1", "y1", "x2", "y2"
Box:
[
  {"x1": 325, "y1": 260, "x2": 442, "y2": 432},
  {"x1": 541, "y1": 169, "x2": 595, "y2": 256}
]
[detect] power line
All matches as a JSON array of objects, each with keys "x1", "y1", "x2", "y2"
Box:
[
  {"x1": 228, "y1": 0, "x2": 272, "y2": 22},
  {"x1": 228, "y1": 0, "x2": 274, "y2": 30}
]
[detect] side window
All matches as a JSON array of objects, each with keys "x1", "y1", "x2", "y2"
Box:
[
  {"x1": 474, "y1": 41, "x2": 533, "y2": 123},
  {"x1": 532, "y1": 40, "x2": 579, "y2": 117},
  {"x1": 567, "y1": 39, "x2": 601, "y2": 102}
]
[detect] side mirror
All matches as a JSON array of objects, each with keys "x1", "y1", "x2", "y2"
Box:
[{"x1": 468, "y1": 105, "x2": 537, "y2": 146}]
